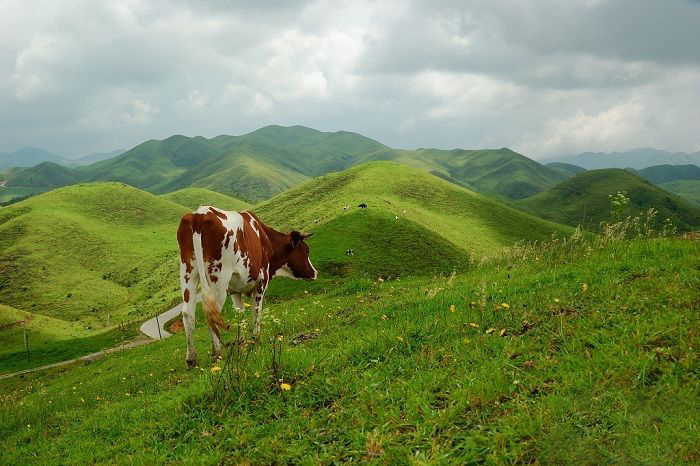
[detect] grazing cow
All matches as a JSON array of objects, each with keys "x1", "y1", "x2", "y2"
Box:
[
  {"x1": 177, "y1": 206, "x2": 317, "y2": 367},
  {"x1": 358, "y1": 203, "x2": 367, "y2": 209},
  {"x1": 346, "y1": 249, "x2": 355, "y2": 256}
]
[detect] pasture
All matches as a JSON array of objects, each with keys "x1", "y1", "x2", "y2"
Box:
[{"x1": 1, "y1": 231, "x2": 698, "y2": 463}]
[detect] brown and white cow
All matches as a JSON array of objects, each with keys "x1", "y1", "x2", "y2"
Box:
[{"x1": 177, "y1": 206, "x2": 317, "y2": 367}]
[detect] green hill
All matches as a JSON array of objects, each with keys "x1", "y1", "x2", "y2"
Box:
[
  {"x1": 546, "y1": 162, "x2": 587, "y2": 177},
  {"x1": 6, "y1": 161, "x2": 80, "y2": 188},
  {"x1": 0, "y1": 183, "x2": 188, "y2": 331},
  {"x1": 256, "y1": 162, "x2": 572, "y2": 283},
  {"x1": 160, "y1": 188, "x2": 250, "y2": 211},
  {"x1": 658, "y1": 180, "x2": 700, "y2": 206},
  {"x1": 636, "y1": 164, "x2": 700, "y2": 184},
  {"x1": 520, "y1": 169, "x2": 700, "y2": 231}
]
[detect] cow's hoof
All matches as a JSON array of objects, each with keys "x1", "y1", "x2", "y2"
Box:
[{"x1": 186, "y1": 358, "x2": 197, "y2": 369}]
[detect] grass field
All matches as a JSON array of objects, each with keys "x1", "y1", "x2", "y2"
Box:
[
  {"x1": 159, "y1": 187, "x2": 250, "y2": 211},
  {"x1": 0, "y1": 183, "x2": 188, "y2": 354},
  {"x1": 1, "y1": 230, "x2": 697, "y2": 463}
]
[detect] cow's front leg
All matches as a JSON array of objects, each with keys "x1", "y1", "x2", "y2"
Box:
[{"x1": 252, "y1": 283, "x2": 267, "y2": 338}]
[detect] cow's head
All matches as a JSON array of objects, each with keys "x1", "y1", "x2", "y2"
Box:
[{"x1": 286, "y1": 230, "x2": 317, "y2": 280}]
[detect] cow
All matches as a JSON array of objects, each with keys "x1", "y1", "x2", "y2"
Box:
[
  {"x1": 177, "y1": 206, "x2": 317, "y2": 367},
  {"x1": 358, "y1": 203, "x2": 367, "y2": 209}
]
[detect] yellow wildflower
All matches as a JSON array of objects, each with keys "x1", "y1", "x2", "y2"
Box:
[
  {"x1": 501, "y1": 303, "x2": 510, "y2": 309},
  {"x1": 381, "y1": 314, "x2": 388, "y2": 320},
  {"x1": 469, "y1": 322, "x2": 479, "y2": 328},
  {"x1": 243, "y1": 302, "x2": 251, "y2": 308},
  {"x1": 396, "y1": 336, "x2": 404, "y2": 342},
  {"x1": 449, "y1": 304, "x2": 456, "y2": 313},
  {"x1": 280, "y1": 383, "x2": 292, "y2": 391},
  {"x1": 554, "y1": 298, "x2": 560, "y2": 303},
  {"x1": 210, "y1": 366, "x2": 222, "y2": 373},
  {"x1": 485, "y1": 328, "x2": 495, "y2": 335},
  {"x1": 582, "y1": 283, "x2": 589, "y2": 292}
]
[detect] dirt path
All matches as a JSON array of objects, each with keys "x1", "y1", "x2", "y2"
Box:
[{"x1": 0, "y1": 295, "x2": 201, "y2": 380}]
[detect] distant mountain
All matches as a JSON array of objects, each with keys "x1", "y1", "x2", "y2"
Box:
[
  {"x1": 552, "y1": 149, "x2": 700, "y2": 170},
  {"x1": 6, "y1": 125, "x2": 570, "y2": 202},
  {"x1": 546, "y1": 162, "x2": 587, "y2": 177},
  {"x1": 70, "y1": 149, "x2": 126, "y2": 166},
  {"x1": 635, "y1": 164, "x2": 700, "y2": 184},
  {"x1": 519, "y1": 168, "x2": 700, "y2": 231},
  {"x1": 0, "y1": 147, "x2": 68, "y2": 169}
]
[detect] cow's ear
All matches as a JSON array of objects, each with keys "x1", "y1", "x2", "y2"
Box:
[{"x1": 290, "y1": 230, "x2": 303, "y2": 247}]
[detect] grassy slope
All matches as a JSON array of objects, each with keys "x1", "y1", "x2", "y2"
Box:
[
  {"x1": 520, "y1": 168, "x2": 700, "y2": 231},
  {"x1": 0, "y1": 183, "x2": 187, "y2": 330},
  {"x1": 0, "y1": 236, "x2": 697, "y2": 463},
  {"x1": 363, "y1": 147, "x2": 567, "y2": 199},
  {"x1": 659, "y1": 180, "x2": 700, "y2": 206},
  {"x1": 159, "y1": 188, "x2": 250, "y2": 211}
]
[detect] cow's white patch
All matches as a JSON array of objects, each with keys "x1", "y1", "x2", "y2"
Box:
[
  {"x1": 249, "y1": 217, "x2": 260, "y2": 236},
  {"x1": 274, "y1": 263, "x2": 296, "y2": 279}
]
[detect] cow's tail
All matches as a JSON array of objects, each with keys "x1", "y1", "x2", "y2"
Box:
[{"x1": 192, "y1": 229, "x2": 229, "y2": 339}]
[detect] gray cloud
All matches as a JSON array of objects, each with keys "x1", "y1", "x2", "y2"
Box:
[{"x1": 1, "y1": 0, "x2": 699, "y2": 159}]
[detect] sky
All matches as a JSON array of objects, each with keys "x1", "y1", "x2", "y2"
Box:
[{"x1": 1, "y1": 0, "x2": 699, "y2": 160}]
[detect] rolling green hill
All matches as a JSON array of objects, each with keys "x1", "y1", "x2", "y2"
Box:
[
  {"x1": 6, "y1": 125, "x2": 568, "y2": 202},
  {"x1": 546, "y1": 162, "x2": 587, "y2": 177},
  {"x1": 0, "y1": 183, "x2": 188, "y2": 331},
  {"x1": 160, "y1": 188, "x2": 250, "y2": 211},
  {"x1": 658, "y1": 180, "x2": 700, "y2": 206},
  {"x1": 520, "y1": 169, "x2": 700, "y2": 231},
  {"x1": 256, "y1": 162, "x2": 572, "y2": 284},
  {"x1": 636, "y1": 164, "x2": 700, "y2": 184}
]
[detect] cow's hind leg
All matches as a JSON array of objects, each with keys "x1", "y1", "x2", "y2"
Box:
[
  {"x1": 252, "y1": 283, "x2": 267, "y2": 339},
  {"x1": 208, "y1": 288, "x2": 228, "y2": 362},
  {"x1": 180, "y1": 263, "x2": 198, "y2": 368}
]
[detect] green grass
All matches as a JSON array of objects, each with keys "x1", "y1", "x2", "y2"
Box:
[
  {"x1": 1, "y1": 235, "x2": 697, "y2": 463},
  {"x1": 520, "y1": 168, "x2": 700, "y2": 231},
  {"x1": 0, "y1": 183, "x2": 188, "y2": 335},
  {"x1": 159, "y1": 187, "x2": 250, "y2": 211},
  {"x1": 0, "y1": 302, "x2": 142, "y2": 374},
  {"x1": 659, "y1": 180, "x2": 700, "y2": 206}
]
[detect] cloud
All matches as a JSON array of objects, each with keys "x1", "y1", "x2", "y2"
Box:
[{"x1": 0, "y1": 0, "x2": 698, "y2": 158}]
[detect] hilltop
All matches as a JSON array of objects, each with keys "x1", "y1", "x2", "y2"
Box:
[
  {"x1": 160, "y1": 188, "x2": 250, "y2": 211},
  {"x1": 6, "y1": 161, "x2": 80, "y2": 188},
  {"x1": 519, "y1": 168, "x2": 700, "y2": 231}
]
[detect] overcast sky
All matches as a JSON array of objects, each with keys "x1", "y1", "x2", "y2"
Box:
[{"x1": 2, "y1": 0, "x2": 699, "y2": 159}]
